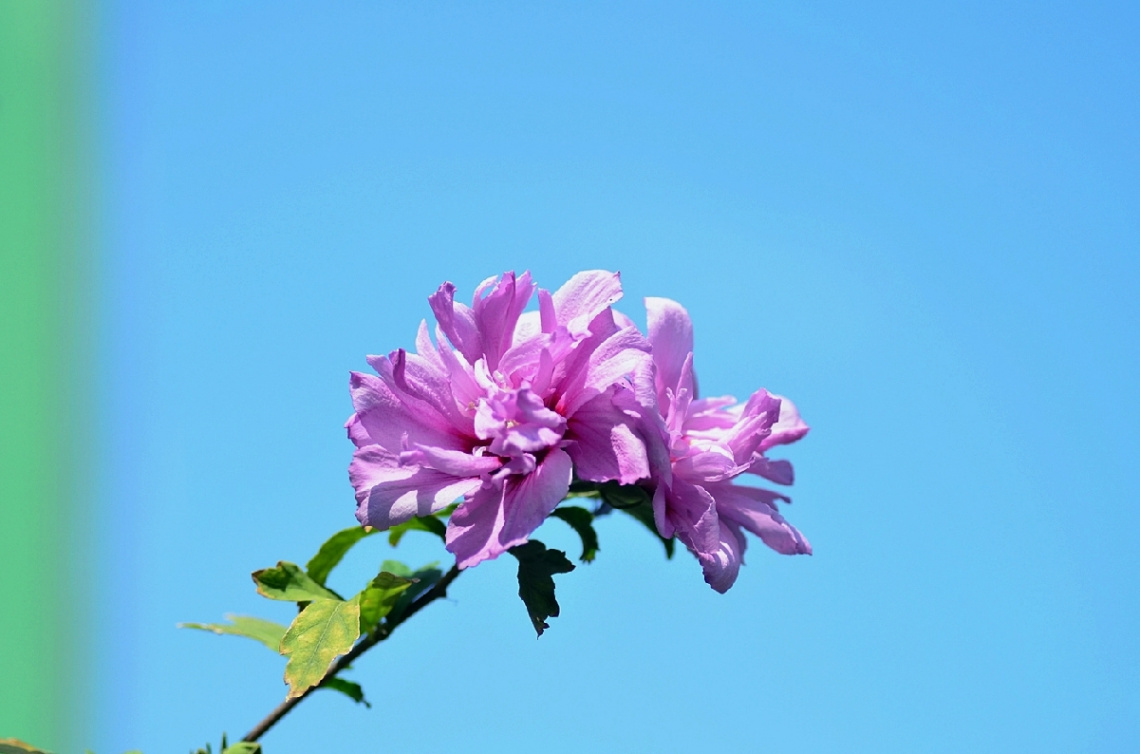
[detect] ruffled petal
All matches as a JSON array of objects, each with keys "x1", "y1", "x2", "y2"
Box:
[
  {"x1": 651, "y1": 483, "x2": 674, "y2": 539},
  {"x1": 444, "y1": 449, "x2": 572, "y2": 568},
  {"x1": 567, "y1": 389, "x2": 651, "y2": 485},
  {"x1": 758, "y1": 394, "x2": 810, "y2": 451},
  {"x1": 557, "y1": 321, "x2": 652, "y2": 416},
  {"x1": 433, "y1": 326, "x2": 483, "y2": 410},
  {"x1": 748, "y1": 456, "x2": 794, "y2": 485},
  {"x1": 499, "y1": 447, "x2": 574, "y2": 548},
  {"x1": 345, "y1": 412, "x2": 373, "y2": 448},
  {"x1": 428, "y1": 281, "x2": 483, "y2": 365},
  {"x1": 550, "y1": 270, "x2": 624, "y2": 337},
  {"x1": 374, "y1": 348, "x2": 471, "y2": 433},
  {"x1": 700, "y1": 518, "x2": 746, "y2": 594},
  {"x1": 672, "y1": 445, "x2": 742, "y2": 483},
  {"x1": 711, "y1": 483, "x2": 811, "y2": 555},
  {"x1": 415, "y1": 319, "x2": 445, "y2": 372},
  {"x1": 645, "y1": 297, "x2": 694, "y2": 403},
  {"x1": 351, "y1": 446, "x2": 481, "y2": 530},
  {"x1": 348, "y1": 370, "x2": 463, "y2": 451},
  {"x1": 666, "y1": 477, "x2": 720, "y2": 560},
  {"x1": 445, "y1": 482, "x2": 508, "y2": 569},
  {"x1": 472, "y1": 271, "x2": 536, "y2": 372},
  {"x1": 400, "y1": 444, "x2": 503, "y2": 477},
  {"x1": 719, "y1": 391, "x2": 781, "y2": 464}
]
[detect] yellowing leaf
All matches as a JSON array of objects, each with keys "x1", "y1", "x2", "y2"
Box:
[
  {"x1": 0, "y1": 739, "x2": 52, "y2": 754},
  {"x1": 281, "y1": 596, "x2": 361, "y2": 698},
  {"x1": 179, "y1": 614, "x2": 288, "y2": 653}
]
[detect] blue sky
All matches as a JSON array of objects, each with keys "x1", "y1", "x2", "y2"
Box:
[{"x1": 95, "y1": 3, "x2": 1138, "y2": 751}]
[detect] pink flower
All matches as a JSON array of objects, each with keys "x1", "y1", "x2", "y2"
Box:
[
  {"x1": 642, "y1": 297, "x2": 810, "y2": 593},
  {"x1": 348, "y1": 271, "x2": 652, "y2": 568}
]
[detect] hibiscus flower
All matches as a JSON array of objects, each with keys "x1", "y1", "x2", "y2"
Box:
[
  {"x1": 642, "y1": 297, "x2": 811, "y2": 592},
  {"x1": 348, "y1": 270, "x2": 652, "y2": 568}
]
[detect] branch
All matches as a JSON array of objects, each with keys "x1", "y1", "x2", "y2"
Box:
[{"x1": 241, "y1": 563, "x2": 463, "y2": 743}]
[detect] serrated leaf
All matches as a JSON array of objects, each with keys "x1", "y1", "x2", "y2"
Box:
[
  {"x1": 253, "y1": 561, "x2": 341, "y2": 602},
  {"x1": 509, "y1": 540, "x2": 575, "y2": 637},
  {"x1": 179, "y1": 614, "x2": 288, "y2": 652},
  {"x1": 0, "y1": 740, "x2": 52, "y2": 754},
  {"x1": 387, "y1": 515, "x2": 446, "y2": 546},
  {"x1": 550, "y1": 506, "x2": 599, "y2": 562},
  {"x1": 358, "y1": 570, "x2": 415, "y2": 633},
  {"x1": 220, "y1": 745, "x2": 260, "y2": 754},
  {"x1": 616, "y1": 497, "x2": 675, "y2": 559},
  {"x1": 281, "y1": 596, "x2": 361, "y2": 698},
  {"x1": 321, "y1": 676, "x2": 371, "y2": 708},
  {"x1": 306, "y1": 526, "x2": 377, "y2": 586}
]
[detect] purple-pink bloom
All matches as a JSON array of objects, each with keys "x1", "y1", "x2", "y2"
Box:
[
  {"x1": 348, "y1": 271, "x2": 652, "y2": 569},
  {"x1": 642, "y1": 297, "x2": 811, "y2": 593}
]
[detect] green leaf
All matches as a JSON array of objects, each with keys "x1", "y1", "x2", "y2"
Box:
[
  {"x1": 550, "y1": 506, "x2": 599, "y2": 562},
  {"x1": 178, "y1": 614, "x2": 288, "y2": 652},
  {"x1": 382, "y1": 560, "x2": 444, "y2": 622},
  {"x1": 615, "y1": 496, "x2": 675, "y2": 559},
  {"x1": 306, "y1": 526, "x2": 377, "y2": 586},
  {"x1": 220, "y1": 745, "x2": 260, "y2": 754},
  {"x1": 374, "y1": 560, "x2": 444, "y2": 622},
  {"x1": 597, "y1": 480, "x2": 652, "y2": 508},
  {"x1": 281, "y1": 596, "x2": 362, "y2": 698},
  {"x1": 0, "y1": 740, "x2": 52, "y2": 754},
  {"x1": 358, "y1": 570, "x2": 415, "y2": 633},
  {"x1": 252, "y1": 561, "x2": 341, "y2": 602},
  {"x1": 387, "y1": 514, "x2": 446, "y2": 546},
  {"x1": 321, "y1": 676, "x2": 371, "y2": 708},
  {"x1": 509, "y1": 540, "x2": 575, "y2": 637}
]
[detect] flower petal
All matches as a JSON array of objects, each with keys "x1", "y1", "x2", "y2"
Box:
[
  {"x1": 758, "y1": 394, "x2": 810, "y2": 451},
  {"x1": 652, "y1": 483, "x2": 674, "y2": 539},
  {"x1": 345, "y1": 412, "x2": 372, "y2": 448},
  {"x1": 349, "y1": 370, "x2": 463, "y2": 451},
  {"x1": 499, "y1": 447, "x2": 574, "y2": 547},
  {"x1": 550, "y1": 270, "x2": 624, "y2": 336},
  {"x1": 700, "y1": 519, "x2": 746, "y2": 594},
  {"x1": 376, "y1": 348, "x2": 471, "y2": 433},
  {"x1": 445, "y1": 448, "x2": 572, "y2": 568},
  {"x1": 645, "y1": 297, "x2": 694, "y2": 402},
  {"x1": 428, "y1": 281, "x2": 483, "y2": 364},
  {"x1": 446, "y1": 482, "x2": 508, "y2": 569},
  {"x1": 557, "y1": 321, "x2": 652, "y2": 417},
  {"x1": 666, "y1": 477, "x2": 720, "y2": 560},
  {"x1": 400, "y1": 444, "x2": 503, "y2": 477},
  {"x1": 711, "y1": 483, "x2": 811, "y2": 555},
  {"x1": 433, "y1": 326, "x2": 483, "y2": 410},
  {"x1": 672, "y1": 445, "x2": 742, "y2": 483},
  {"x1": 415, "y1": 319, "x2": 445, "y2": 372},
  {"x1": 748, "y1": 456, "x2": 795, "y2": 485},
  {"x1": 351, "y1": 446, "x2": 480, "y2": 530},
  {"x1": 719, "y1": 391, "x2": 781, "y2": 464},
  {"x1": 567, "y1": 390, "x2": 651, "y2": 485},
  {"x1": 472, "y1": 271, "x2": 536, "y2": 372}
]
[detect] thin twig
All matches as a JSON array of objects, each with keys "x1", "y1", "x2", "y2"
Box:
[{"x1": 241, "y1": 563, "x2": 463, "y2": 743}]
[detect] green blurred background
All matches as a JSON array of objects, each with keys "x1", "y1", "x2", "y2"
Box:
[{"x1": 1, "y1": 1, "x2": 92, "y2": 749}]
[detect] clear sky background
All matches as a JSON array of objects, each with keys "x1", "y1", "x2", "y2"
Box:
[{"x1": 89, "y1": 2, "x2": 1138, "y2": 752}]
